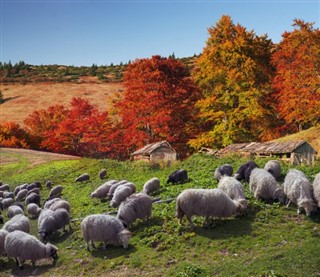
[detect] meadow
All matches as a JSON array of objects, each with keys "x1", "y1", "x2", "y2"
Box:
[{"x1": 1, "y1": 148, "x2": 320, "y2": 276}]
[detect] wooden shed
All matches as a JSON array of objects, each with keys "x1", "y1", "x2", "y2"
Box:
[
  {"x1": 131, "y1": 141, "x2": 177, "y2": 162},
  {"x1": 218, "y1": 140, "x2": 317, "y2": 165}
]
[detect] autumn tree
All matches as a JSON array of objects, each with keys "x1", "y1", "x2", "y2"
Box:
[
  {"x1": 115, "y1": 55, "x2": 200, "y2": 156},
  {"x1": 190, "y1": 15, "x2": 277, "y2": 149},
  {"x1": 0, "y1": 122, "x2": 31, "y2": 148},
  {"x1": 272, "y1": 19, "x2": 320, "y2": 132}
]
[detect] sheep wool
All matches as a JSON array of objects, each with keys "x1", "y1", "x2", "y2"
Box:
[
  {"x1": 3, "y1": 214, "x2": 30, "y2": 233},
  {"x1": 90, "y1": 180, "x2": 118, "y2": 200},
  {"x1": 214, "y1": 164, "x2": 233, "y2": 181},
  {"x1": 7, "y1": 205, "x2": 24, "y2": 219},
  {"x1": 312, "y1": 173, "x2": 320, "y2": 207},
  {"x1": 110, "y1": 185, "x2": 134, "y2": 208},
  {"x1": 27, "y1": 203, "x2": 42, "y2": 218},
  {"x1": 264, "y1": 160, "x2": 281, "y2": 180},
  {"x1": 0, "y1": 229, "x2": 9, "y2": 256},
  {"x1": 143, "y1": 177, "x2": 160, "y2": 195}
]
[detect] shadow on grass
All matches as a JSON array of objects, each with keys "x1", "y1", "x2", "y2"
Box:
[
  {"x1": 50, "y1": 228, "x2": 74, "y2": 243},
  {"x1": 89, "y1": 244, "x2": 137, "y2": 259}
]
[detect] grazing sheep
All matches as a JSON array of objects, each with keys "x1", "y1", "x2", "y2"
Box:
[
  {"x1": 116, "y1": 193, "x2": 153, "y2": 227},
  {"x1": 13, "y1": 202, "x2": 24, "y2": 211},
  {"x1": 312, "y1": 173, "x2": 320, "y2": 207},
  {"x1": 0, "y1": 184, "x2": 10, "y2": 191},
  {"x1": 90, "y1": 180, "x2": 118, "y2": 200},
  {"x1": 0, "y1": 198, "x2": 14, "y2": 210},
  {"x1": 7, "y1": 205, "x2": 24, "y2": 218},
  {"x1": 27, "y1": 203, "x2": 42, "y2": 218},
  {"x1": 38, "y1": 208, "x2": 71, "y2": 242},
  {"x1": 49, "y1": 185, "x2": 63, "y2": 198},
  {"x1": 110, "y1": 185, "x2": 134, "y2": 208},
  {"x1": 0, "y1": 229, "x2": 9, "y2": 256},
  {"x1": 264, "y1": 160, "x2": 281, "y2": 180},
  {"x1": 48, "y1": 199, "x2": 71, "y2": 213},
  {"x1": 218, "y1": 176, "x2": 248, "y2": 211},
  {"x1": 284, "y1": 169, "x2": 317, "y2": 216},
  {"x1": 167, "y1": 169, "x2": 188, "y2": 184},
  {"x1": 25, "y1": 192, "x2": 40, "y2": 206},
  {"x1": 143, "y1": 177, "x2": 160, "y2": 195},
  {"x1": 27, "y1": 187, "x2": 40, "y2": 197},
  {"x1": 27, "y1": 183, "x2": 37, "y2": 191},
  {"x1": 176, "y1": 188, "x2": 242, "y2": 227},
  {"x1": 235, "y1": 161, "x2": 259, "y2": 182},
  {"x1": 249, "y1": 168, "x2": 286, "y2": 204},
  {"x1": 4, "y1": 230, "x2": 58, "y2": 269},
  {"x1": 3, "y1": 191, "x2": 14, "y2": 199},
  {"x1": 16, "y1": 189, "x2": 28, "y2": 201},
  {"x1": 75, "y1": 173, "x2": 90, "y2": 182},
  {"x1": 3, "y1": 214, "x2": 30, "y2": 233},
  {"x1": 81, "y1": 214, "x2": 131, "y2": 251},
  {"x1": 107, "y1": 180, "x2": 129, "y2": 200},
  {"x1": 14, "y1": 185, "x2": 22, "y2": 196},
  {"x1": 99, "y1": 169, "x2": 107, "y2": 179},
  {"x1": 214, "y1": 164, "x2": 233, "y2": 181},
  {"x1": 46, "y1": 180, "x2": 52, "y2": 190}
]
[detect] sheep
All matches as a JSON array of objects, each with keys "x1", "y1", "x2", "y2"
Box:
[
  {"x1": 48, "y1": 199, "x2": 71, "y2": 213},
  {"x1": 90, "y1": 180, "x2": 118, "y2": 200},
  {"x1": 167, "y1": 169, "x2": 188, "y2": 184},
  {"x1": 0, "y1": 184, "x2": 10, "y2": 191},
  {"x1": 49, "y1": 185, "x2": 63, "y2": 198},
  {"x1": 7, "y1": 205, "x2": 24, "y2": 218},
  {"x1": 284, "y1": 169, "x2": 317, "y2": 216},
  {"x1": 312, "y1": 173, "x2": 320, "y2": 207},
  {"x1": 27, "y1": 203, "x2": 42, "y2": 218},
  {"x1": 27, "y1": 187, "x2": 40, "y2": 196},
  {"x1": 16, "y1": 189, "x2": 28, "y2": 201},
  {"x1": 3, "y1": 214, "x2": 30, "y2": 233},
  {"x1": 0, "y1": 214, "x2": 3, "y2": 224},
  {"x1": 27, "y1": 183, "x2": 37, "y2": 191},
  {"x1": 143, "y1": 177, "x2": 160, "y2": 195},
  {"x1": 25, "y1": 192, "x2": 40, "y2": 206},
  {"x1": 75, "y1": 173, "x2": 90, "y2": 182},
  {"x1": 264, "y1": 160, "x2": 281, "y2": 180},
  {"x1": 116, "y1": 193, "x2": 153, "y2": 227},
  {"x1": 99, "y1": 169, "x2": 107, "y2": 179},
  {"x1": 81, "y1": 214, "x2": 131, "y2": 251},
  {"x1": 46, "y1": 180, "x2": 52, "y2": 190},
  {"x1": 110, "y1": 185, "x2": 134, "y2": 208},
  {"x1": 214, "y1": 164, "x2": 233, "y2": 181},
  {"x1": 176, "y1": 188, "x2": 242, "y2": 227},
  {"x1": 249, "y1": 168, "x2": 286, "y2": 204},
  {"x1": 38, "y1": 208, "x2": 71, "y2": 242},
  {"x1": 0, "y1": 229, "x2": 9, "y2": 256},
  {"x1": 235, "y1": 161, "x2": 259, "y2": 182},
  {"x1": 107, "y1": 180, "x2": 129, "y2": 200},
  {"x1": 4, "y1": 230, "x2": 58, "y2": 269},
  {"x1": 14, "y1": 185, "x2": 22, "y2": 196},
  {"x1": 0, "y1": 198, "x2": 14, "y2": 210},
  {"x1": 218, "y1": 176, "x2": 248, "y2": 211},
  {"x1": 3, "y1": 191, "x2": 15, "y2": 199},
  {"x1": 13, "y1": 201, "x2": 24, "y2": 211}
]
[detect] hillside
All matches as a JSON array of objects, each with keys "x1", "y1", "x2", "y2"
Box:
[{"x1": 0, "y1": 149, "x2": 320, "y2": 276}]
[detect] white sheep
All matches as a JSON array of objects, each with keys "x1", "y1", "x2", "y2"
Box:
[
  {"x1": 110, "y1": 185, "x2": 134, "y2": 208},
  {"x1": 264, "y1": 160, "x2": 281, "y2": 180},
  {"x1": 7, "y1": 205, "x2": 24, "y2": 218},
  {"x1": 27, "y1": 203, "x2": 42, "y2": 218},
  {"x1": 90, "y1": 180, "x2": 118, "y2": 200},
  {"x1": 3, "y1": 214, "x2": 30, "y2": 233},
  {"x1": 4, "y1": 230, "x2": 58, "y2": 269},
  {"x1": 0, "y1": 184, "x2": 10, "y2": 191},
  {"x1": 47, "y1": 199, "x2": 70, "y2": 213},
  {"x1": 16, "y1": 189, "x2": 28, "y2": 201},
  {"x1": 143, "y1": 177, "x2": 160, "y2": 195},
  {"x1": 0, "y1": 229, "x2": 9, "y2": 256},
  {"x1": 249, "y1": 168, "x2": 286, "y2": 204},
  {"x1": 0, "y1": 198, "x2": 14, "y2": 210},
  {"x1": 284, "y1": 169, "x2": 317, "y2": 216},
  {"x1": 49, "y1": 185, "x2": 63, "y2": 198},
  {"x1": 176, "y1": 188, "x2": 242, "y2": 227},
  {"x1": 81, "y1": 214, "x2": 131, "y2": 251},
  {"x1": 218, "y1": 176, "x2": 248, "y2": 211},
  {"x1": 312, "y1": 173, "x2": 320, "y2": 207},
  {"x1": 214, "y1": 164, "x2": 233, "y2": 181},
  {"x1": 107, "y1": 180, "x2": 129, "y2": 200},
  {"x1": 116, "y1": 193, "x2": 153, "y2": 227}
]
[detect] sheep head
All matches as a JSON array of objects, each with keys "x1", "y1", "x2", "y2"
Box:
[{"x1": 118, "y1": 229, "x2": 132, "y2": 249}]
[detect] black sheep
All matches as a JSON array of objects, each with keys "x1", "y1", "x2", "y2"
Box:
[
  {"x1": 235, "y1": 161, "x2": 259, "y2": 182},
  {"x1": 167, "y1": 169, "x2": 188, "y2": 184}
]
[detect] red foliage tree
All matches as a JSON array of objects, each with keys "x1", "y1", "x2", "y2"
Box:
[{"x1": 0, "y1": 122, "x2": 31, "y2": 148}]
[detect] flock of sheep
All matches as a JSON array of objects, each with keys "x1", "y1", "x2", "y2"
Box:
[{"x1": 0, "y1": 160, "x2": 319, "y2": 271}]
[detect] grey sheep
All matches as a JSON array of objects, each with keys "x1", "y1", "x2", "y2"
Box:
[
  {"x1": 3, "y1": 214, "x2": 30, "y2": 233},
  {"x1": 116, "y1": 193, "x2": 153, "y2": 227},
  {"x1": 27, "y1": 203, "x2": 42, "y2": 218},
  {"x1": 7, "y1": 205, "x2": 24, "y2": 218},
  {"x1": 27, "y1": 187, "x2": 40, "y2": 196},
  {"x1": 3, "y1": 191, "x2": 15, "y2": 199},
  {"x1": 0, "y1": 229, "x2": 9, "y2": 256},
  {"x1": 0, "y1": 198, "x2": 14, "y2": 210},
  {"x1": 81, "y1": 214, "x2": 131, "y2": 251},
  {"x1": 284, "y1": 169, "x2": 317, "y2": 216},
  {"x1": 38, "y1": 208, "x2": 71, "y2": 242},
  {"x1": 16, "y1": 189, "x2": 28, "y2": 201},
  {"x1": 108, "y1": 180, "x2": 129, "y2": 200},
  {"x1": 214, "y1": 164, "x2": 233, "y2": 181},
  {"x1": 46, "y1": 180, "x2": 52, "y2": 189},
  {"x1": 218, "y1": 176, "x2": 248, "y2": 211},
  {"x1": 0, "y1": 184, "x2": 10, "y2": 191},
  {"x1": 48, "y1": 199, "x2": 71, "y2": 213},
  {"x1": 264, "y1": 160, "x2": 281, "y2": 180},
  {"x1": 143, "y1": 177, "x2": 160, "y2": 195},
  {"x1": 49, "y1": 185, "x2": 63, "y2": 198},
  {"x1": 312, "y1": 173, "x2": 320, "y2": 207},
  {"x1": 99, "y1": 169, "x2": 107, "y2": 179},
  {"x1": 249, "y1": 168, "x2": 286, "y2": 204},
  {"x1": 110, "y1": 185, "x2": 134, "y2": 208},
  {"x1": 25, "y1": 192, "x2": 40, "y2": 206},
  {"x1": 75, "y1": 173, "x2": 90, "y2": 182},
  {"x1": 4, "y1": 230, "x2": 58, "y2": 269},
  {"x1": 90, "y1": 180, "x2": 118, "y2": 200},
  {"x1": 14, "y1": 185, "x2": 22, "y2": 196},
  {"x1": 176, "y1": 188, "x2": 243, "y2": 227}
]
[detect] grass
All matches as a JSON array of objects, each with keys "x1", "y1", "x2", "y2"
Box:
[{"x1": 0, "y1": 150, "x2": 320, "y2": 276}]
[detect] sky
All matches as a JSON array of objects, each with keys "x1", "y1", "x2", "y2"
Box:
[{"x1": 1, "y1": 0, "x2": 319, "y2": 67}]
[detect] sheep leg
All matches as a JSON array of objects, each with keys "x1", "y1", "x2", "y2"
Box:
[
  {"x1": 186, "y1": 215, "x2": 195, "y2": 228},
  {"x1": 286, "y1": 200, "x2": 291, "y2": 208},
  {"x1": 86, "y1": 242, "x2": 90, "y2": 251},
  {"x1": 14, "y1": 257, "x2": 19, "y2": 266},
  {"x1": 91, "y1": 241, "x2": 95, "y2": 249}
]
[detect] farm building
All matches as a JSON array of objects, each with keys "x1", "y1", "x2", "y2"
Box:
[
  {"x1": 218, "y1": 140, "x2": 317, "y2": 165},
  {"x1": 131, "y1": 141, "x2": 177, "y2": 163}
]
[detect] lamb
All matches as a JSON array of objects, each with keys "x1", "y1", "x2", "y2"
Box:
[
  {"x1": 264, "y1": 160, "x2": 281, "y2": 180},
  {"x1": 7, "y1": 205, "x2": 24, "y2": 218},
  {"x1": 249, "y1": 168, "x2": 286, "y2": 204},
  {"x1": 218, "y1": 176, "x2": 248, "y2": 211},
  {"x1": 81, "y1": 214, "x2": 131, "y2": 251},
  {"x1": 99, "y1": 169, "x2": 107, "y2": 179},
  {"x1": 110, "y1": 185, "x2": 134, "y2": 208},
  {"x1": 49, "y1": 185, "x2": 63, "y2": 198},
  {"x1": 235, "y1": 161, "x2": 259, "y2": 182},
  {"x1": 214, "y1": 164, "x2": 233, "y2": 181},
  {"x1": 4, "y1": 230, "x2": 58, "y2": 269},
  {"x1": 75, "y1": 173, "x2": 90, "y2": 182},
  {"x1": 116, "y1": 193, "x2": 153, "y2": 227},
  {"x1": 90, "y1": 180, "x2": 118, "y2": 200},
  {"x1": 167, "y1": 169, "x2": 188, "y2": 184},
  {"x1": 25, "y1": 192, "x2": 40, "y2": 206},
  {"x1": 38, "y1": 208, "x2": 71, "y2": 242},
  {"x1": 143, "y1": 177, "x2": 160, "y2": 195},
  {"x1": 3, "y1": 214, "x2": 30, "y2": 233},
  {"x1": 0, "y1": 198, "x2": 14, "y2": 210},
  {"x1": 0, "y1": 229, "x2": 9, "y2": 256},
  {"x1": 27, "y1": 203, "x2": 42, "y2": 218},
  {"x1": 16, "y1": 189, "x2": 28, "y2": 201},
  {"x1": 284, "y1": 169, "x2": 317, "y2": 216},
  {"x1": 312, "y1": 173, "x2": 320, "y2": 207}
]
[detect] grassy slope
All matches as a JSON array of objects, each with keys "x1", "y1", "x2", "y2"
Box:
[{"x1": 0, "y1": 150, "x2": 320, "y2": 276}]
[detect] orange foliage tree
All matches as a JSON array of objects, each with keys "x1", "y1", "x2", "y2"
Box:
[
  {"x1": 272, "y1": 19, "x2": 320, "y2": 132},
  {"x1": 0, "y1": 122, "x2": 32, "y2": 148},
  {"x1": 115, "y1": 55, "x2": 201, "y2": 156}
]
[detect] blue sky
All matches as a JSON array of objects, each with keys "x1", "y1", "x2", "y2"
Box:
[{"x1": 1, "y1": 0, "x2": 319, "y2": 66}]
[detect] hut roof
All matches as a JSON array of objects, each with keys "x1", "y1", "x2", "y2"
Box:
[
  {"x1": 218, "y1": 140, "x2": 316, "y2": 155},
  {"x1": 131, "y1": 141, "x2": 176, "y2": 156}
]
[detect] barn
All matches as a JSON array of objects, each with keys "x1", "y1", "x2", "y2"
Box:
[
  {"x1": 131, "y1": 141, "x2": 177, "y2": 163},
  {"x1": 218, "y1": 140, "x2": 317, "y2": 165}
]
